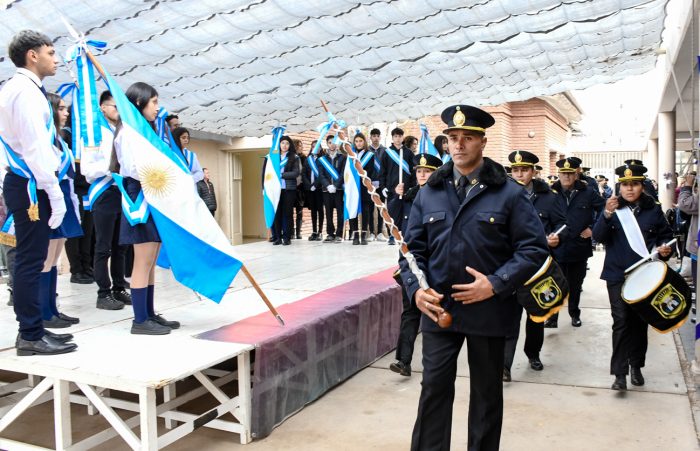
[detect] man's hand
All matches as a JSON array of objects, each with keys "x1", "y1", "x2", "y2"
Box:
[
  {"x1": 415, "y1": 288, "x2": 445, "y2": 323},
  {"x1": 580, "y1": 227, "x2": 592, "y2": 239},
  {"x1": 546, "y1": 233, "x2": 560, "y2": 248},
  {"x1": 451, "y1": 266, "x2": 495, "y2": 304},
  {"x1": 395, "y1": 183, "x2": 404, "y2": 196},
  {"x1": 658, "y1": 244, "x2": 672, "y2": 258}
]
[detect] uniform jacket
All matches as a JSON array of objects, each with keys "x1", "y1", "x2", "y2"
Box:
[
  {"x1": 379, "y1": 144, "x2": 415, "y2": 194},
  {"x1": 528, "y1": 178, "x2": 568, "y2": 237},
  {"x1": 318, "y1": 152, "x2": 346, "y2": 192},
  {"x1": 592, "y1": 194, "x2": 673, "y2": 283},
  {"x1": 400, "y1": 158, "x2": 549, "y2": 337},
  {"x1": 551, "y1": 179, "x2": 605, "y2": 263},
  {"x1": 388, "y1": 184, "x2": 419, "y2": 235},
  {"x1": 279, "y1": 151, "x2": 300, "y2": 191},
  {"x1": 301, "y1": 154, "x2": 324, "y2": 191}
]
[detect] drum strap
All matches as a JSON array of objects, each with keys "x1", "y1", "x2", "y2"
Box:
[{"x1": 616, "y1": 207, "x2": 650, "y2": 259}]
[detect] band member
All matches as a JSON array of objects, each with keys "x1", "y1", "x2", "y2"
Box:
[
  {"x1": 546, "y1": 158, "x2": 605, "y2": 328},
  {"x1": 400, "y1": 105, "x2": 548, "y2": 450},
  {"x1": 503, "y1": 150, "x2": 567, "y2": 380},
  {"x1": 388, "y1": 152, "x2": 442, "y2": 376},
  {"x1": 319, "y1": 135, "x2": 345, "y2": 242},
  {"x1": 0, "y1": 30, "x2": 76, "y2": 355},
  {"x1": 592, "y1": 162, "x2": 673, "y2": 390},
  {"x1": 614, "y1": 159, "x2": 659, "y2": 200},
  {"x1": 348, "y1": 133, "x2": 377, "y2": 245},
  {"x1": 82, "y1": 91, "x2": 131, "y2": 310},
  {"x1": 568, "y1": 157, "x2": 599, "y2": 194},
  {"x1": 112, "y1": 82, "x2": 179, "y2": 335},
  {"x1": 379, "y1": 127, "x2": 414, "y2": 245}
]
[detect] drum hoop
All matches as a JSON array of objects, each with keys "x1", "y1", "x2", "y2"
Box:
[
  {"x1": 622, "y1": 261, "x2": 668, "y2": 304},
  {"x1": 525, "y1": 256, "x2": 553, "y2": 286}
]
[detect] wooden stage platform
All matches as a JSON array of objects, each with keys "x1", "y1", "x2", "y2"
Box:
[{"x1": 0, "y1": 239, "x2": 400, "y2": 450}]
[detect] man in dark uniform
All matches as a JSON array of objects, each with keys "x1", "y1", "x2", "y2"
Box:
[
  {"x1": 503, "y1": 150, "x2": 567, "y2": 380},
  {"x1": 569, "y1": 157, "x2": 599, "y2": 193},
  {"x1": 379, "y1": 127, "x2": 414, "y2": 245},
  {"x1": 546, "y1": 158, "x2": 606, "y2": 328},
  {"x1": 400, "y1": 105, "x2": 549, "y2": 450}
]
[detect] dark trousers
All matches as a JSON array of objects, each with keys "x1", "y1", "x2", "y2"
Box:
[
  {"x1": 92, "y1": 187, "x2": 127, "y2": 297},
  {"x1": 4, "y1": 173, "x2": 51, "y2": 340},
  {"x1": 294, "y1": 201, "x2": 303, "y2": 237},
  {"x1": 349, "y1": 201, "x2": 373, "y2": 235},
  {"x1": 307, "y1": 189, "x2": 324, "y2": 234},
  {"x1": 323, "y1": 191, "x2": 344, "y2": 237},
  {"x1": 412, "y1": 331, "x2": 504, "y2": 451},
  {"x1": 504, "y1": 312, "x2": 544, "y2": 370},
  {"x1": 65, "y1": 201, "x2": 93, "y2": 275},
  {"x1": 549, "y1": 260, "x2": 588, "y2": 322},
  {"x1": 273, "y1": 189, "x2": 296, "y2": 240},
  {"x1": 607, "y1": 282, "x2": 648, "y2": 375},
  {"x1": 395, "y1": 283, "x2": 420, "y2": 364}
]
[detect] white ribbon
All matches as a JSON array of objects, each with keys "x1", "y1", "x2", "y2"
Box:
[{"x1": 615, "y1": 207, "x2": 650, "y2": 259}]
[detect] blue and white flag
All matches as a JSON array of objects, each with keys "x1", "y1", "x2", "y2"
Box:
[
  {"x1": 419, "y1": 124, "x2": 440, "y2": 157},
  {"x1": 343, "y1": 156, "x2": 361, "y2": 220},
  {"x1": 102, "y1": 71, "x2": 242, "y2": 303},
  {"x1": 442, "y1": 153, "x2": 452, "y2": 164},
  {"x1": 263, "y1": 126, "x2": 285, "y2": 228}
]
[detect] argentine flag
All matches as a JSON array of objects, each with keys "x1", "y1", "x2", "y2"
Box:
[
  {"x1": 343, "y1": 155, "x2": 361, "y2": 220},
  {"x1": 419, "y1": 124, "x2": 441, "y2": 157},
  {"x1": 262, "y1": 127, "x2": 284, "y2": 228},
  {"x1": 103, "y1": 72, "x2": 242, "y2": 303}
]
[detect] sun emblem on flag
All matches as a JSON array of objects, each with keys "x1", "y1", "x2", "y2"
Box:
[{"x1": 139, "y1": 165, "x2": 176, "y2": 198}]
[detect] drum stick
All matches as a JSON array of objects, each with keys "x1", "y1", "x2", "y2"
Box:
[
  {"x1": 398, "y1": 146, "x2": 404, "y2": 199},
  {"x1": 624, "y1": 238, "x2": 677, "y2": 274},
  {"x1": 552, "y1": 224, "x2": 567, "y2": 236}
]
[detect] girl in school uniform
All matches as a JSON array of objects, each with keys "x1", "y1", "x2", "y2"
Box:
[
  {"x1": 111, "y1": 82, "x2": 179, "y2": 335},
  {"x1": 40, "y1": 93, "x2": 82, "y2": 329},
  {"x1": 348, "y1": 133, "x2": 377, "y2": 245}
]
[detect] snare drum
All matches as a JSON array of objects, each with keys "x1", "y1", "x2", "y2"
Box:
[
  {"x1": 622, "y1": 260, "x2": 691, "y2": 333},
  {"x1": 517, "y1": 256, "x2": 569, "y2": 323}
]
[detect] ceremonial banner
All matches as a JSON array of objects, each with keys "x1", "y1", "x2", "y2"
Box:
[
  {"x1": 419, "y1": 124, "x2": 440, "y2": 157},
  {"x1": 344, "y1": 154, "x2": 361, "y2": 220},
  {"x1": 262, "y1": 127, "x2": 285, "y2": 228}
]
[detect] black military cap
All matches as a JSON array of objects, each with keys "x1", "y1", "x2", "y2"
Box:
[
  {"x1": 582, "y1": 166, "x2": 591, "y2": 174},
  {"x1": 594, "y1": 174, "x2": 606, "y2": 181},
  {"x1": 616, "y1": 163, "x2": 647, "y2": 182},
  {"x1": 505, "y1": 166, "x2": 512, "y2": 174},
  {"x1": 441, "y1": 105, "x2": 495, "y2": 134},
  {"x1": 556, "y1": 157, "x2": 580, "y2": 173},
  {"x1": 507, "y1": 150, "x2": 538, "y2": 167},
  {"x1": 535, "y1": 164, "x2": 543, "y2": 171},
  {"x1": 547, "y1": 175, "x2": 559, "y2": 182},
  {"x1": 413, "y1": 153, "x2": 442, "y2": 171}
]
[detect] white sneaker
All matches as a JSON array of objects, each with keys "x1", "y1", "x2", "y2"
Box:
[
  {"x1": 369, "y1": 233, "x2": 376, "y2": 241},
  {"x1": 376, "y1": 233, "x2": 387, "y2": 242}
]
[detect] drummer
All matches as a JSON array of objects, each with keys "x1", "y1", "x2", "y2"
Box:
[{"x1": 592, "y1": 162, "x2": 673, "y2": 391}]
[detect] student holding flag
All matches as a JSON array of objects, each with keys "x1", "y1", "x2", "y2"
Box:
[
  {"x1": 81, "y1": 90, "x2": 131, "y2": 311},
  {"x1": 111, "y1": 82, "x2": 179, "y2": 335},
  {"x1": 0, "y1": 30, "x2": 76, "y2": 355},
  {"x1": 319, "y1": 135, "x2": 346, "y2": 243},
  {"x1": 347, "y1": 133, "x2": 376, "y2": 245},
  {"x1": 171, "y1": 127, "x2": 204, "y2": 183},
  {"x1": 379, "y1": 128, "x2": 414, "y2": 245},
  {"x1": 302, "y1": 139, "x2": 324, "y2": 241},
  {"x1": 272, "y1": 136, "x2": 300, "y2": 246}
]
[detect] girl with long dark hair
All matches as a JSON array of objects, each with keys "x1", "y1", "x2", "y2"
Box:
[{"x1": 272, "y1": 136, "x2": 299, "y2": 245}]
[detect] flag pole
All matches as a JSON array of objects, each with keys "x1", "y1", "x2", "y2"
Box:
[
  {"x1": 320, "y1": 100, "x2": 452, "y2": 328},
  {"x1": 70, "y1": 28, "x2": 285, "y2": 327}
]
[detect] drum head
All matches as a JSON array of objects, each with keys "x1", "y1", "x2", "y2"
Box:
[{"x1": 622, "y1": 261, "x2": 667, "y2": 303}]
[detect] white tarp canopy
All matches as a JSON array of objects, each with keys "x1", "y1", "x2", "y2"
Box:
[{"x1": 0, "y1": 0, "x2": 669, "y2": 136}]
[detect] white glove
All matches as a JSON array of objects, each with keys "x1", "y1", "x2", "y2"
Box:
[
  {"x1": 327, "y1": 185, "x2": 336, "y2": 194},
  {"x1": 311, "y1": 186, "x2": 316, "y2": 192},
  {"x1": 48, "y1": 193, "x2": 67, "y2": 229},
  {"x1": 381, "y1": 187, "x2": 388, "y2": 198}
]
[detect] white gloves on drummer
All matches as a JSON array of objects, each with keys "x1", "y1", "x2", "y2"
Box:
[
  {"x1": 327, "y1": 185, "x2": 337, "y2": 194},
  {"x1": 47, "y1": 189, "x2": 66, "y2": 229},
  {"x1": 381, "y1": 187, "x2": 389, "y2": 198},
  {"x1": 310, "y1": 186, "x2": 316, "y2": 192}
]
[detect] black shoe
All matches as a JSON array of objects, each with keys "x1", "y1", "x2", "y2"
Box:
[
  {"x1": 70, "y1": 273, "x2": 93, "y2": 284},
  {"x1": 16, "y1": 335, "x2": 77, "y2": 356},
  {"x1": 503, "y1": 368, "x2": 512, "y2": 382},
  {"x1": 283, "y1": 239, "x2": 291, "y2": 246},
  {"x1": 571, "y1": 317, "x2": 582, "y2": 327},
  {"x1": 543, "y1": 318, "x2": 558, "y2": 328},
  {"x1": 352, "y1": 236, "x2": 360, "y2": 245},
  {"x1": 389, "y1": 361, "x2": 411, "y2": 377},
  {"x1": 529, "y1": 358, "x2": 544, "y2": 371},
  {"x1": 268, "y1": 237, "x2": 275, "y2": 242},
  {"x1": 43, "y1": 330, "x2": 74, "y2": 343},
  {"x1": 630, "y1": 367, "x2": 645, "y2": 386},
  {"x1": 131, "y1": 319, "x2": 171, "y2": 335},
  {"x1": 112, "y1": 289, "x2": 132, "y2": 305},
  {"x1": 324, "y1": 235, "x2": 335, "y2": 243},
  {"x1": 151, "y1": 314, "x2": 180, "y2": 329},
  {"x1": 296, "y1": 233, "x2": 302, "y2": 239},
  {"x1": 611, "y1": 375, "x2": 627, "y2": 391},
  {"x1": 308, "y1": 233, "x2": 317, "y2": 241},
  {"x1": 273, "y1": 239, "x2": 282, "y2": 245},
  {"x1": 360, "y1": 232, "x2": 368, "y2": 245},
  {"x1": 43, "y1": 315, "x2": 73, "y2": 329},
  {"x1": 334, "y1": 236, "x2": 342, "y2": 243},
  {"x1": 388, "y1": 236, "x2": 396, "y2": 245},
  {"x1": 96, "y1": 294, "x2": 125, "y2": 310},
  {"x1": 58, "y1": 312, "x2": 80, "y2": 324}
]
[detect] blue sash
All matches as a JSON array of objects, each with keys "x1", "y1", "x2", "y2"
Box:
[
  {"x1": 57, "y1": 137, "x2": 75, "y2": 181},
  {"x1": 385, "y1": 147, "x2": 410, "y2": 175},
  {"x1": 280, "y1": 155, "x2": 289, "y2": 172},
  {"x1": 183, "y1": 148, "x2": 196, "y2": 172},
  {"x1": 84, "y1": 175, "x2": 115, "y2": 211},
  {"x1": 308, "y1": 155, "x2": 319, "y2": 178},
  {"x1": 442, "y1": 153, "x2": 452, "y2": 164},
  {"x1": 359, "y1": 151, "x2": 374, "y2": 169},
  {"x1": 318, "y1": 155, "x2": 339, "y2": 181},
  {"x1": 111, "y1": 173, "x2": 150, "y2": 226}
]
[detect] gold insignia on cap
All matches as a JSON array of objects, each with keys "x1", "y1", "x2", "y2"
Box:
[
  {"x1": 624, "y1": 168, "x2": 632, "y2": 178},
  {"x1": 515, "y1": 151, "x2": 522, "y2": 163},
  {"x1": 453, "y1": 106, "x2": 466, "y2": 127},
  {"x1": 563, "y1": 160, "x2": 570, "y2": 169},
  {"x1": 420, "y1": 156, "x2": 427, "y2": 166}
]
